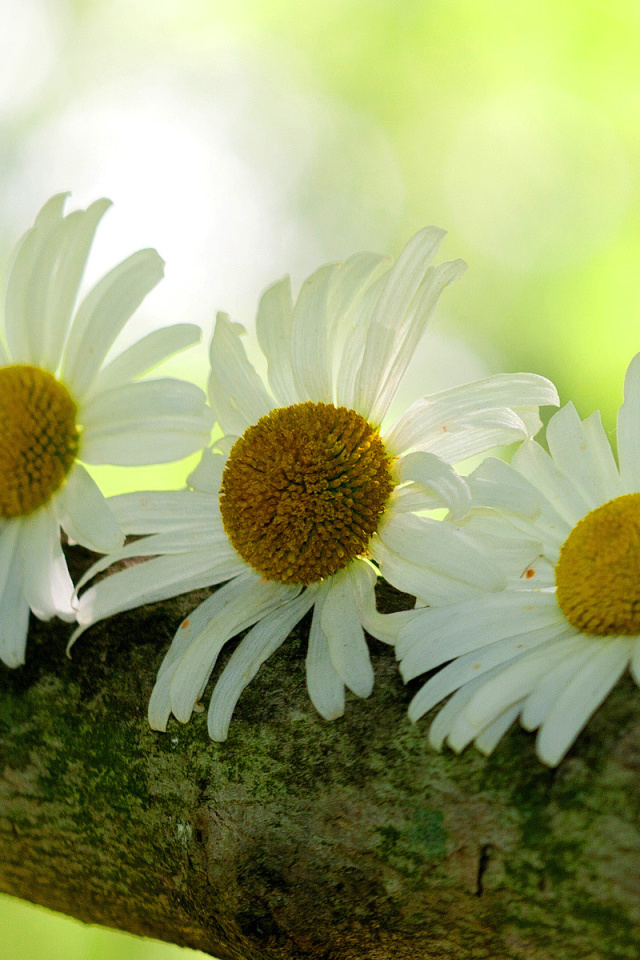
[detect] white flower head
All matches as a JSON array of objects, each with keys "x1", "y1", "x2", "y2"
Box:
[
  {"x1": 397, "y1": 353, "x2": 640, "y2": 766},
  {"x1": 74, "y1": 227, "x2": 558, "y2": 740},
  {"x1": 0, "y1": 194, "x2": 212, "y2": 667}
]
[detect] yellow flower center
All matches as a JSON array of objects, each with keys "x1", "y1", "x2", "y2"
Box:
[
  {"x1": 0, "y1": 364, "x2": 79, "y2": 518},
  {"x1": 219, "y1": 401, "x2": 394, "y2": 585},
  {"x1": 555, "y1": 493, "x2": 640, "y2": 636}
]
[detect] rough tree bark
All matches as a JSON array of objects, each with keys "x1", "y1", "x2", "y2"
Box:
[{"x1": 0, "y1": 545, "x2": 639, "y2": 960}]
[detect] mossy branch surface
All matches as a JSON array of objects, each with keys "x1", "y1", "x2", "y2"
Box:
[{"x1": 1, "y1": 546, "x2": 639, "y2": 960}]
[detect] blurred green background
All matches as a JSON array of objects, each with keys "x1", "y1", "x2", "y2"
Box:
[{"x1": 2, "y1": 0, "x2": 640, "y2": 956}]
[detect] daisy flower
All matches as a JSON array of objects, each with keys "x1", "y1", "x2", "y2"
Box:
[
  {"x1": 74, "y1": 227, "x2": 557, "y2": 740},
  {"x1": 397, "y1": 353, "x2": 640, "y2": 766},
  {"x1": 0, "y1": 194, "x2": 212, "y2": 667}
]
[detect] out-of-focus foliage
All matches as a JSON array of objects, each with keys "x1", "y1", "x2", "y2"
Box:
[
  {"x1": 0, "y1": 893, "x2": 208, "y2": 959},
  {"x1": 2, "y1": 0, "x2": 640, "y2": 956}
]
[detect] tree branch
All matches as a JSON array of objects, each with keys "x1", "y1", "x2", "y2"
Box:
[{"x1": 1, "y1": 546, "x2": 639, "y2": 960}]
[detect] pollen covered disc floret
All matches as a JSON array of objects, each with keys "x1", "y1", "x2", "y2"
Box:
[
  {"x1": 0, "y1": 364, "x2": 79, "y2": 518},
  {"x1": 219, "y1": 401, "x2": 395, "y2": 585},
  {"x1": 555, "y1": 492, "x2": 640, "y2": 636}
]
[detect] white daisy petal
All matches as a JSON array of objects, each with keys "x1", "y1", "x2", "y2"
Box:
[
  {"x1": 0, "y1": 523, "x2": 31, "y2": 667},
  {"x1": 520, "y1": 642, "x2": 597, "y2": 731},
  {"x1": 75, "y1": 510, "x2": 219, "y2": 595},
  {"x1": 152, "y1": 632, "x2": 231, "y2": 731},
  {"x1": 3, "y1": 193, "x2": 69, "y2": 364},
  {"x1": 332, "y1": 253, "x2": 391, "y2": 410},
  {"x1": 385, "y1": 373, "x2": 559, "y2": 459},
  {"x1": 211, "y1": 435, "x2": 237, "y2": 457},
  {"x1": 82, "y1": 378, "x2": 209, "y2": 433},
  {"x1": 346, "y1": 554, "x2": 378, "y2": 600},
  {"x1": 80, "y1": 380, "x2": 211, "y2": 465},
  {"x1": 467, "y1": 458, "x2": 569, "y2": 556},
  {"x1": 306, "y1": 588, "x2": 346, "y2": 721},
  {"x1": 536, "y1": 637, "x2": 632, "y2": 766},
  {"x1": 395, "y1": 451, "x2": 471, "y2": 519},
  {"x1": 398, "y1": 590, "x2": 564, "y2": 675},
  {"x1": 474, "y1": 703, "x2": 523, "y2": 755},
  {"x1": 629, "y1": 638, "x2": 640, "y2": 686},
  {"x1": 341, "y1": 556, "x2": 410, "y2": 646},
  {"x1": 0, "y1": 581, "x2": 31, "y2": 668},
  {"x1": 378, "y1": 513, "x2": 506, "y2": 593},
  {"x1": 349, "y1": 310, "x2": 397, "y2": 420},
  {"x1": 290, "y1": 264, "x2": 337, "y2": 403},
  {"x1": 74, "y1": 549, "x2": 242, "y2": 635},
  {"x1": 20, "y1": 507, "x2": 74, "y2": 621},
  {"x1": 353, "y1": 228, "x2": 465, "y2": 424},
  {"x1": 581, "y1": 410, "x2": 624, "y2": 497},
  {"x1": 73, "y1": 520, "x2": 237, "y2": 598},
  {"x1": 0, "y1": 524, "x2": 20, "y2": 609},
  {"x1": 147, "y1": 661, "x2": 178, "y2": 731},
  {"x1": 187, "y1": 447, "x2": 226, "y2": 495},
  {"x1": 463, "y1": 635, "x2": 584, "y2": 732},
  {"x1": 466, "y1": 456, "x2": 541, "y2": 518},
  {"x1": 347, "y1": 556, "x2": 416, "y2": 645},
  {"x1": 321, "y1": 567, "x2": 375, "y2": 699},
  {"x1": 423, "y1": 409, "x2": 536, "y2": 464},
  {"x1": 367, "y1": 257, "x2": 469, "y2": 423},
  {"x1": 32, "y1": 192, "x2": 69, "y2": 229},
  {"x1": 167, "y1": 576, "x2": 297, "y2": 725},
  {"x1": 447, "y1": 703, "x2": 506, "y2": 754},
  {"x1": 513, "y1": 406, "x2": 545, "y2": 442},
  {"x1": 546, "y1": 402, "x2": 621, "y2": 507},
  {"x1": 55, "y1": 464, "x2": 123, "y2": 553},
  {"x1": 425, "y1": 670, "x2": 499, "y2": 749},
  {"x1": 148, "y1": 575, "x2": 264, "y2": 730},
  {"x1": 407, "y1": 625, "x2": 573, "y2": 724},
  {"x1": 83, "y1": 428, "x2": 211, "y2": 467},
  {"x1": 387, "y1": 484, "x2": 452, "y2": 515},
  {"x1": 37, "y1": 200, "x2": 113, "y2": 371},
  {"x1": 617, "y1": 352, "x2": 640, "y2": 490},
  {"x1": 208, "y1": 313, "x2": 274, "y2": 435},
  {"x1": 511, "y1": 439, "x2": 592, "y2": 527},
  {"x1": 453, "y1": 513, "x2": 550, "y2": 584},
  {"x1": 10, "y1": 199, "x2": 112, "y2": 371},
  {"x1": 255, "y1": 277, "x2": 298, "y2": 407},
  {"x1": 61, "y1": 248, "x2": 165, "y2": 397},
  {"x1": 373, "y1": 535, "x2": 480, "y2": 606},
  {"x1": 88, "y1": 323, "x2": 201, "y2": 398},
  {"x1": 330, "y1": 253, "x2": 390, "y2": 336},
  {"x1": 208, "y1": 586, "x2": 318, "y2": 741},
  {"x1": 156, "y1": 573, "x2": 260, "y2": 680},
  {"x1": 107, "y1": 489, "x2": 220, "y2": 534}
]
